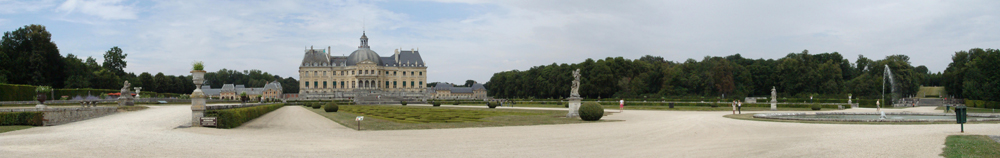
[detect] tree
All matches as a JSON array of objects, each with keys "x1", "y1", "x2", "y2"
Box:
[
  {"x1": 153, "y1": 72, "x2": 167, "y2": 93},
  {"x1": 63, "y1": 54, "x2": 92, "y2": 88},
  {"x1": 464, "y1": 80, "x2": 477, "y2": 87},
  {"x1": 0, "y1": 24, "x2": 64, "y2": 87},
  {"x1": 102, "y1": 46, "x2": 127, "y2": 77}
]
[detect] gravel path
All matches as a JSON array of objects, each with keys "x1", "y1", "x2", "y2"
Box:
[{"x1": 2, "y1": 105, "x2": 996, "y2": 157}]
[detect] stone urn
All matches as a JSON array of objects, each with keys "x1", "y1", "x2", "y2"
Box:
[
  {"x1": 191, "y1": 70, "x2": 206, "y2": 86},
  {"x1": 36, "y1": 93, "x2": 46, "y2": 104}
]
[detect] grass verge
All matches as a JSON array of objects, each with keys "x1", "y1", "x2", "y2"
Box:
[
  {"x1": 306, "y1": 105, "x2": 611, "y2": 130},
  {"x1": 117, "y1": 106, "x2": 149, "y2": 112},
  {"x1": 940, "y1": 135, "x2": 1000, "y2": 158},
  {"x1": 0, "y1": 125, "x2": 32, "y2": 133},
  {"x1": 454, "y1": 104, "x2": 839, "y2": 111},
  {"x1": 936, "y1": 106, "x2": 1000, "y2": 114},
  {"x1": 724, "y1": 113, "x2": 1000, "y2": 125}
]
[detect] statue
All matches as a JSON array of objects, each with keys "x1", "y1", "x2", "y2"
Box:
[
  {"x1": 770, "y1": 86, "x2": 776, "y2": 102},
  {"x1": 118, "y1": 80, "x2": 134, "y2": 106},
  {"x1": 121, "y1": 81, "x2": 131, "y2": 95},
  {"x1": 571, "y1": 69, "x2": 581, "y2": 97}
]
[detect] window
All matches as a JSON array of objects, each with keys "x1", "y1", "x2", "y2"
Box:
[
  {"x1": 323, "y1": 81, "x2": 327, "y2": 88},
  {"x1": 385, "y1": 81, "x2": 389, "y2": 87},
  {"x1": 305, "y1": 82, "x2": 309, "y2": 88},
  {"x1": 313, "y1": 81, "x2": 318, "y2": 88},
  {"x1": 314, "y1": 71, "x2": 317, "y2": 76},
  {"x1": 411, "y1": 81, "x2": 415, "y2": 88},
  {"x1": 394, "y1": 71, "x2": 397, "y2": 75},
  {"x1": 419, "y1": 81, "x2": 423, "y2": 88},
  {"x1": 323, "y1": 71, "x2": 326, "y2": 76},
  {"x1": 403, "y1": 71, "x2": 406, "y2": 76},
  {"x1": 393, "y1": 81, "x2": 397, "y2": 88},
  {"x1": 420, "y1": 72, "x2": 422, "y2": 76},
  {"x1": 403, "y1": 82, "x2": 406, "y2": 87},
  {"x1": 411, "y1": 71, "x2": 414, "y2": 76}
]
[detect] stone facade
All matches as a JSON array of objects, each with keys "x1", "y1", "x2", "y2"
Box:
[
  {"x1": 427, "y1": 83, "x2": 487, "y2": 100},
  {"x1": 200, "y1": 81, "x2": 283, "y2": 100},
  {"x1": 298, "y1": 32, "x2": 428, "y2": 100}
]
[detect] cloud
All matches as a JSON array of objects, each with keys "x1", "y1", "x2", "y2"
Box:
[{"x1": 56, "y1": 0, "x2": 137, "y2": 20}]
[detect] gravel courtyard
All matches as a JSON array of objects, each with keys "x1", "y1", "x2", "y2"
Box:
[{"x1": 1, "y1": 105, "x2": 995, "y2": 157}]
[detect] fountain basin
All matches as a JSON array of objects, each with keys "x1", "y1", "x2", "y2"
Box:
[{"x1": 753, "y1": 112, "x2": 1000, "y2": 122}]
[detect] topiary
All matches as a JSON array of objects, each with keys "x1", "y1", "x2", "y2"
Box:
[
  {"x1": 432, "y1": 102, "x2": 441, "y2": 107},
  {"x1": 487, "y1": 102, "x2": 497, "y2": 108},
  {"x1": 579, "y1": 102, "x2": 604, "y2": 121},
  {"x1": 565, "y1": 102, "x2": 569, "y2": 108},
  {"x1": 324, "y1": 102, "x2": 339, "y2": 112},
  {"x1": 312, "y1": 103, "x2": 322, "y2": 109},
  {"x1": 811, "y1": 104, "x2": 821, "y2": 110},
  {"x1": 401, "y1": 101, "x2": 408, "y2": 106},
  {"x1": 453, "y1": 101, "x2": 460, "y2": 105}
]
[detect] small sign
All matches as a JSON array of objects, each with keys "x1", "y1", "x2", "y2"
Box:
[
  {"x1": 201, "y1": 117, "x2": 217, "y2": 127},
  {"x1": 356, "y1": 116, "x2": 364, "y2": 121}
]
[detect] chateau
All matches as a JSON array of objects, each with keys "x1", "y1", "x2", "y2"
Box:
[{"x1": 298, "y1": 32, "x2": 428, "y2": 101}]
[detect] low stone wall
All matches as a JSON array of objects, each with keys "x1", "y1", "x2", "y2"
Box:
[
  {"x1": 206, "y1": 103, "x2": 266, "y2": 110},
  {"x1": 753, "y1": 112, "x2": 1000, "y2": 122},
  {"x1": 42, "y1": 107, "x2": 118, "y2": 126},
  {"x1": 1, "y1": 107, "x2": 118, "y2": 126}
]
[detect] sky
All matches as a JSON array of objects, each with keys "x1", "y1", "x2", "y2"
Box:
[{"x1": 2, "y1": 0, "x2": 998, "y2": 84}]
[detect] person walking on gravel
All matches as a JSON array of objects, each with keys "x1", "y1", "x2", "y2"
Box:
[
  {"x1": 619, "y1": 99, "x2": 624, "y2": 112},
  {"x1": 732, "y1": 100, "x2": 737, "y2": 114},
  {"x1": 738, "y1": 100, "x2": 743, "y2": 114}
]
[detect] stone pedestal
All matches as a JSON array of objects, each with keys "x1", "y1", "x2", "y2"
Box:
[
  {"x1": 567, "y1": 97, "x2": 582, "y2": 118},
  {"x1": 191, "y1": 89, "x2": 206, "y2": 127},
  {"x1": 36, "y1": 104, "x2": 47, "y2": 109},
  {"x1": 770, "y1": 100, "x2": 776, "y2": 111}
]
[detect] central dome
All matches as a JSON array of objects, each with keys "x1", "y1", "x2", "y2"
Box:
[
  {"x1": 347, "y1": 48, "x2": 381, "y2": 66},
  {"x1": 346, "y1": 31, "x2": 382, "y2": 66}
]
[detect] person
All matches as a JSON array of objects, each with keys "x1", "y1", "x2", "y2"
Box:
[
  {"x1": 732, "y1": 100, "x2": 736, "y2": 114},
  {"x1": 738, "y1": 100, "x2": 742, "y2": 114},
  {"x1": 876, "y1": 100, "x2": 881, "y2": 112},
  {"x1": 619, "y1": 99, "x2": 624, "y2": 112}
]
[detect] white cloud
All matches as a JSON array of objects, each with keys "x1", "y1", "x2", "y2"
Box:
[{"x1": 56, "y1": 0, "x2": 137, "y2": 20}]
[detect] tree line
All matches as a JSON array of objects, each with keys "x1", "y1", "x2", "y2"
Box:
[
  {"x1": 0, "y1": 24, "x2": 299, "y2": 95},
  {"x1": 942, "y1": 48, "x2": 1000, "y2": 102},
  {"x1": 486, "y1": 50, "x2": 952, "y2": 101}
]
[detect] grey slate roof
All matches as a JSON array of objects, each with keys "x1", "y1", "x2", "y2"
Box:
[
  {"x1": 300, "y1": 49, "x2": 329, "y2": 67},
  {"x1": 202, "y1": 85, "x2": 221, "y2": 96},
  {"x1": 391, "y1": 50, "x2": 425, "y2": 67},
  {"x1": 347, "y1": 48, "x2": 382, "y2": 66}
]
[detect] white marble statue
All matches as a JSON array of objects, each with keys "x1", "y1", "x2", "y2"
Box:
[{"x1": 571, "y1": 69, "x2": 581, "y2": 98}]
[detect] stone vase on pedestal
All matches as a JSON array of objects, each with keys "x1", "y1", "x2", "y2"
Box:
[
  {"x1": 190, "y1": 70, "x2": 207, "y2": 127},
  {"x1": 36, "y1": 93, "x2": 47, "y2": 109},
  {"x1": 567, "y1": 97, "x2": 582, "y2": 118}
]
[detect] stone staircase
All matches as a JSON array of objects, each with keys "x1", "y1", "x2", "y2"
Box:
[{"x1": 917, "y1": 98, "x2": 944, "y2": 107}]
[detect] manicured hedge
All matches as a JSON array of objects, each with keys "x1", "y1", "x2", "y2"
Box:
[
  {"x1": 205, "y1": 104, "x2": 284, "y2": 129},
  {"x1": 965, "y1": 99, "x2": 999, "y2": 109},
  {"x1": 0, "y1": 111, "x2": 44, "y2": 126},
  {"x1": 0, "y1": 84, "x2": 37, "y2": 101},
  {"x1": 579, "y1": 102, "x2": 604, "y2": 121}
]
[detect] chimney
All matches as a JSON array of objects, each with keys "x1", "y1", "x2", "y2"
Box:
[{"x1": 394, "y1": 48, "x2": 400, "y2": 63}]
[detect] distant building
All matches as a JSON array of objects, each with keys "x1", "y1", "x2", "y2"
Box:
[
  {"x1": 298, "y1": 32, "x2": 428, "y2": 100},
  {"x1": 201, "y1": 81, "x2": 283, "y2": 100},
  {"x1": 428, "y1": 83, "x2": 487, "y2": 100}
]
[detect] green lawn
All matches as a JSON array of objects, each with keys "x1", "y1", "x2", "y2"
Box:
[
  {"x1": 0, "y1": 125, "x2": 32, "y2": 133},
  {"x1": 936, "y1": 106, "x2": 1000, "y2": 114},
  {"x1": 306, "y1": 105, "x2": 609, "y2": 130},
  {"x1": 452, "y1": 103, "x2": 838, "y2": 111},
  {"x1": 941, "y1": 135, "x2": 1000, "y2": 158},
  {"x1": 724, "y1": 113, "x2": 1000, "y2": 125},
  {"x1": 918, "y1": 86, "x2": 947, "y2": 98}
]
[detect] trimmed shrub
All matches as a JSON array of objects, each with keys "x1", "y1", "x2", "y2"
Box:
[
  {"x1": 432, "y1": 102, "x2": 441, "y2": 107},
  {"x1": 579, "y1": 102, "x2": 604, "y2": 121},
  {"x1": 324, "y1": 102, "x2": 339, "y2": 112},
  {"x1": 565, "y1": 102, "x2": 569, "y2": 108},
  {"x1": 206, "y1": 104, "x2": 284, "y2": 129},
  {"x1": 453, "y1": 101, "x2": 460, "y2": 105},
  {"x1": 401, "y1": 101, "x2": 408, "y2": 106},
  {"x1": 312, "y1": 103, "x2": 322, "y2": 109},
  {"x1": 811, "y1": 104, "x2": 822, "y2": 110},
  {"x1": 487, "y1": 102, "x2": 497, "y2": 108},
  {"x1": 0, "y1": 111, "x2": 44, "y2": 126}
]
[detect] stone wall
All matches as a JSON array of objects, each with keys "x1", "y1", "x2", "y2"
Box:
[
  {"x1": 42, "y1": 107, "x2": 118, "y2": 126},
  {"x1": 1, "y1": 107, "x2": 118, "y2": 126}
]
